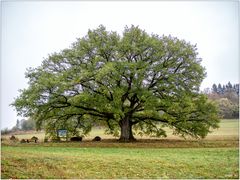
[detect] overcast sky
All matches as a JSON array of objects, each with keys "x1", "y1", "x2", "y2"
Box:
[{"x1": 1, "y1": 1, "x2": 239, "y2": 129}]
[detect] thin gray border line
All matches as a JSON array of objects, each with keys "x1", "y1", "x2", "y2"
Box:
[{"x1": 1, "y1": 0, "x2": 240, "y2": 2}]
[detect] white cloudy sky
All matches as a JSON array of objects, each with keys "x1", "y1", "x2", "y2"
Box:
[{"x1": 1, "y1": 1, "x2": 239, "y2": 129}]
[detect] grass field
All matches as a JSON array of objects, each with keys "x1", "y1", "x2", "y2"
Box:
[
  {"x1": 1, "y1": 146, "x2": 238, "y2": 179},
  {"x1": 1, "y1": 119, "x2": 239, "y2": 179}
]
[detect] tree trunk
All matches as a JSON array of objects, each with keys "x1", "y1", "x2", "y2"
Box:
[{"x1": 119, "y1": 117, "x2": 136, "y2": 142}]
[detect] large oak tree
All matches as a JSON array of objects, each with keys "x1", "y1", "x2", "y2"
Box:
[{"x1": 13, "y1": 25, "x2": 219, "y2": 141}]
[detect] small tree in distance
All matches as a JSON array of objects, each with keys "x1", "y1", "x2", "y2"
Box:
[{"x1": 12, "y1": 25, "x2": 219, "y2": 142}]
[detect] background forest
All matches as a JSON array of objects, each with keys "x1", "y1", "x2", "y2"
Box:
[{"x1": 205, "y1": 82, "x2": 239, "y2": 119}]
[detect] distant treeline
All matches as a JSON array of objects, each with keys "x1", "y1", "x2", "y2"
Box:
[
  {"x1": 204, "y1": 82, "x2": 239, "y2": 119},
  {"x1": 1, "y1": 119, "x2": 36, "y2": 135},
  {"x1": 212, "y1": 82, "x2": 239, "y2": 95}
]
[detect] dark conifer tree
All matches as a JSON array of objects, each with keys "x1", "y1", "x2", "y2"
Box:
[
  {"x1": 217, "y1": 83, "x2": 223, "y2": 94},
  {"x1": 222, "y1": 85, "x2": 226, "y2": 94},
  {"x1": 212, "y1": 84, "x2": 218, "y2": 94}
]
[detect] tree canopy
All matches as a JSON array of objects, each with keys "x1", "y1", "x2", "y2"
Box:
[{"x1": 12, "y1": 25, "x2": 219, "y2": 141}]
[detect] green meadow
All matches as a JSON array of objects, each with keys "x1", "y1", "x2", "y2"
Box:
[
  {"x1": 1, "y1": 119, "x2": 239, "y2": 179},
  {"x1": 1, "y1": 146, "x2": 238, "y2": 179}
]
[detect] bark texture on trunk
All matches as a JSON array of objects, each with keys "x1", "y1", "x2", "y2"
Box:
[{"x1": 119, "y1": 117, "x2": 136, "y2": 142}]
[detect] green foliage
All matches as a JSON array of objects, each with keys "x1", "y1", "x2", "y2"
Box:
[{"x1": 12, "y1": 25, "x2": 219, "y2": 140}]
